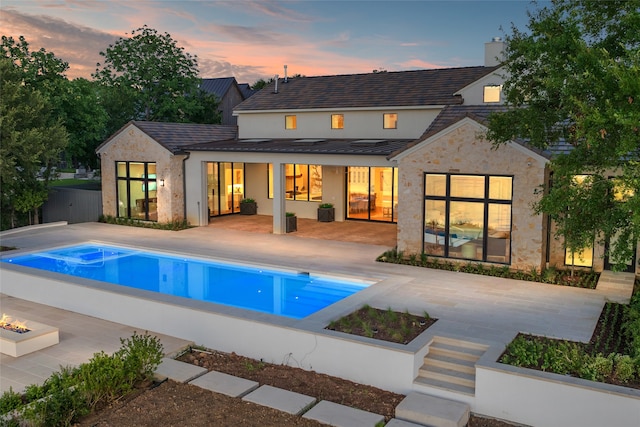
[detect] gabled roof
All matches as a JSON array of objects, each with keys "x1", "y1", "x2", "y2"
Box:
[
  {"x1": 234, "y1": 66, "x2": 500, "y2": 112},
  {"x1": 238, "y1": 83, "x2": 257, "y2": 99},
  {"x1": 390, "y1": 105, "x2": 571, "y2": 160},
  {"x1": 200, "y1": 77, "x2": 237, "y2": 99},
  {"x1": 96, "y1": 121, "x2": 238, "y2": 155}
]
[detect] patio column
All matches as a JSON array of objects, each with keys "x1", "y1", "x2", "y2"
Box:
[{"x1": 272, "y1": 162, "x2": 286, "y2": 234}]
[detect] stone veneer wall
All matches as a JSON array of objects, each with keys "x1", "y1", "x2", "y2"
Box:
[
  {"x1": 396, "y1": 120, "x2": 548, "y2": 271},
  {"x1": 98, "y1": 125, "x2": 186, "y2": 223}
]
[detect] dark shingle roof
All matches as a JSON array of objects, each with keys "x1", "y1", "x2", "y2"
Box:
[
  {"x1": 419, "y1": 105, "x2": 508, "y2": 140},
  {"x1": 390, "y1": 105, "x2": 574, "y2": 159},
  {"x1": 183, "y1": 138, "x2": 414, "y2": 156},
  {"x1": 235, "y1": 66, "x2": 499, "y2": 111},
  {"x1": 95, "y1": 121, "x2": 237, "y2": 154}
]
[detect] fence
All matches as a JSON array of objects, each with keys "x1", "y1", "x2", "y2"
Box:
[{"x1": 43, "y1": 187, "x2": 102, "y2": 224}]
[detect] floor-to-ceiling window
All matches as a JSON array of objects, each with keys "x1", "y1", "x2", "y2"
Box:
[
  {"x1": 207, "y1": 162, "x2": 244, "y2": 216},
  {"x1": 116, "y1": 161, "x2": 157, "y2": 221},
  {"x1": 424, "y1": 173, "x2": 512, "y2": 263},
  {"x1": 346, "y1": 166, "x2": 397, "y2": 222},
  {"x1": 268, "y1": 164, "x2": 323, "y2": 201}
]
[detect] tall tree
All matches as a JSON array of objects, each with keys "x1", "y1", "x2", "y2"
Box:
[
  {"x1": 93, "y1": 25, "x2": 219, "y2": 123},
  {"x1": 486, "y1": 0, "x2": 640, "y2": 269},
  {"x1": 57, "y1": 78, "x2": 108, "y2": 169},
  {"x1": 0, "y1": 57, "x2": 68, "y2": 229}
]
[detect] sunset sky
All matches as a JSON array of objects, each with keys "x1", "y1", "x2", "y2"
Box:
[{"x1": 1, "y1": 1, "x2": 539, "y2": 84}]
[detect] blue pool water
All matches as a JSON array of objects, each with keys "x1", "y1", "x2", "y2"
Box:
[{"x1": 1, "y1": 244, "x2": 369, "y2": 319}]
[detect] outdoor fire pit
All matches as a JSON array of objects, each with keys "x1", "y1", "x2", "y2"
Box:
[{"x1": 0, "y1": 314, "x2": 59, "y2": 357}]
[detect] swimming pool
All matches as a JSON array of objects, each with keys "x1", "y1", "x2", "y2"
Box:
[{"x1": 0, "y1": 244, "x2": 369, "y2": 319}]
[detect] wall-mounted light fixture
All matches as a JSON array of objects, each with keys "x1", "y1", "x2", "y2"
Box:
[{"x1": 159, "y1": 179, "x2": 165, "y2": 187}]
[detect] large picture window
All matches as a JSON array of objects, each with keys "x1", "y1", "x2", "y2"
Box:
[
  {"x1": 424, "y1": 173, "x2": 512, "y2": 263},
  {"x1": 116, "y1": 161, "x2": 157, "y2": 221},
  {"x1": 268, "y1": 164, "x2": 322, "y2": 201}
]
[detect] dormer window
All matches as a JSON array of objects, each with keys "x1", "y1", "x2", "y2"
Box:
[
  {"x1": 483, "y1": 85, "x2": 502, "y2": 103},
  {"x1": 383, "y1": 113, "x2": 398, "y2": 129},
  {"x1": 285, "y1": 115, "x2": 297, "y2": 130},
  {"x1": 331, "y1": 114, "x2": 344, "y2": 129}
]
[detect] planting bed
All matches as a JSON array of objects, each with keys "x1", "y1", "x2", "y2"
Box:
[{"x1": 325, "y1": 305, "x2": 437, "y2": 344}]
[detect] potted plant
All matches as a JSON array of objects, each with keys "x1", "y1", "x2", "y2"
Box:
[
  {"x1": 239, "y1": 198, "x2": 257, "y2": 215},
  {"x1": 285, "y1": 212, "x2": 297, "y2": 232},
  {"x1": 317, "y1": 203, "x2": 335, "y2": 222}
]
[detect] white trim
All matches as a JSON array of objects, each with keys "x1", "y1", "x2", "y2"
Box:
[{"x1": 453, "y1": 66, "x2": 507, "y2": 96}]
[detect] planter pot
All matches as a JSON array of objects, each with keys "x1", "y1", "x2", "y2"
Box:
[
  {"x1": 286, "y1": 216, "x2": 297, "y2": 233},
  {"x1": 317, "y1": 207, "x2": 335, "y2": 222},
  {"x1": 240, "y1": 202, "x2": 257, "y2": 215}
]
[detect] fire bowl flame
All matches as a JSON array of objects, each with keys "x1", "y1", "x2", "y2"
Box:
[{"x1": 0, "y1": 314, "x2": 59, "y2": 357}]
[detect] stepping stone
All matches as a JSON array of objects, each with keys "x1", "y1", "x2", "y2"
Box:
[
  {"x1": 189, "y1": 370, "x2": 259, "y2": 398},
  {"x1": 154, "y1": 357, "x2": 208, "y2": 383},
  {"x1": 385, "y1": 419, "x2": 425, "y2": 427},
  {"x1": 243, "y1": 385, "x2": 317, "y2": 415},
  {"x1": 303, "y1": 400, "x2": 384, "y2": 427},
  {"x1": 396, "y1": 392, "x2": 469, "y2": 427}
]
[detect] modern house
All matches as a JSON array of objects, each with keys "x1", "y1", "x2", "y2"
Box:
[{"x1": 96, "y1": 39, "x2": 638, "y2": 275}]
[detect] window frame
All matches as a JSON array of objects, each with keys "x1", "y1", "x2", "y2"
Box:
[
  {"x1": 383, "y1": 113, "x2": 398, "y2": 129},
  {"x1": 285, "y1": 115, "x2": 297, "y2": 130},
  {"x1": 268, "y1": 163, "x2": 322, "y2": 202},
  {"x1": 115, "y1": 161, "x2": 157, "y2": 221},
  {"x1": 483, "y1": 85, "x2": 502, "y2": 103},
  {"x1": 331, "y1": 114, "x2": 344, "y2": 129},
  {"x1": 423, "y1": 172, "x2": 513, "y2": 264}
]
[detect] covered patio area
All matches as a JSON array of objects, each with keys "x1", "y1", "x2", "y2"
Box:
[{"x1": 206, "y1": 214, "x2": 397, "y2": 247}]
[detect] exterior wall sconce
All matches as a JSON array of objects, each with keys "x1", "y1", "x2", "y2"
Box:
[{"x1": 159, "y1": 179, "x2": 165, "y2": 187}]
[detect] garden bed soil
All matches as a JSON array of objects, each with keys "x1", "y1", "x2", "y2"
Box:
[
  {"x1": 77, "y1": 307, "x2": 513, "y2": 426},
  {"x1": 77, "y1": 349, "x2": 515, "y2": 427}
]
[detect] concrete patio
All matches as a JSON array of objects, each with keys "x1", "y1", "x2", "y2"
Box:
[{"x1": 0, "y1": 220, "x2": 629, "y2": 395}]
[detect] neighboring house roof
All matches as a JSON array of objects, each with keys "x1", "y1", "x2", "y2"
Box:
[
  {"x1": 183, "y1": 137, "x2": 414, "y2": 156},
  {"x1": 96, "y1": 121, "x2": 238, "y2": 155},
  {"x1": 234, "y1": 66, "x2": 500, "y2": 111},
  {"x1": 238, "y1": 83, "x2": 257, "y2": 99},
  {"x1": 200, "y1": 77, "x2": 236, "y2": 99},
  {"x1": 200, "y1": 78, "x2": 256, "y2": 100}
]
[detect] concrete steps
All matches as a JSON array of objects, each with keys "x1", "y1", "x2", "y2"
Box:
[
  {"x1": 395, "y1": 392, "x2": 470, "y2": 427},
  {"x1": 597, "y1": 270, "x2": 636, "y2": 304},
  {"x1": 414, "y1": 336, "x2": 489, "y2": 396}
]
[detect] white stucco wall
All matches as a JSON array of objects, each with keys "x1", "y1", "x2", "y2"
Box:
[
  {"x1": 236, "y1": 108, "x2": 441, "y2": 140},
  {"x1": 395, "y1": 119, "x2": 548, "y2": 271},
  {"x1": 184, "y1": 151, "x2": 394, "y2": 226},
  {"x1": 455, "y1": 68, "x2": 508, "y2": 105}
]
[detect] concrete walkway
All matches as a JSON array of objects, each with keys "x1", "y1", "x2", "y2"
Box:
[{"x1": 0, "y1": 221, "x2": 631, "y2": 395}]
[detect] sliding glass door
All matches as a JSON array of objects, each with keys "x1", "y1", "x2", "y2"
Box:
[{"x1": 207, "y1": 162, "x2": 244, "y2": 217}]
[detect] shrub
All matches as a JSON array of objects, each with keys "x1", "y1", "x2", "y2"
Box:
[
  {"x1": 0, "y1": 388, "x2": 23, "y2": 416},
  {"x1": 240, "y1": 198, "x2": 255, "y2": 203},
  {"x1": 319, "y1": 203, "x2": 334, "y2": 208},
  {"x1": 78, "y1": 351, "x2": 132, "y2": 408},
  {"x1": 613, "y1": 354, "x2": 636, "y2": 383},
  {"x1": 1, "y1": 332, "x2": 163, "y2": 426},
  {"x1": 115, "y1": 332, "x2": 164, "y2": 383}
]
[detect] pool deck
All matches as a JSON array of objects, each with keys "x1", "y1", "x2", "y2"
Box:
[{"x1": 0, "y1": 220, "x2": 624, "y2": 394}]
